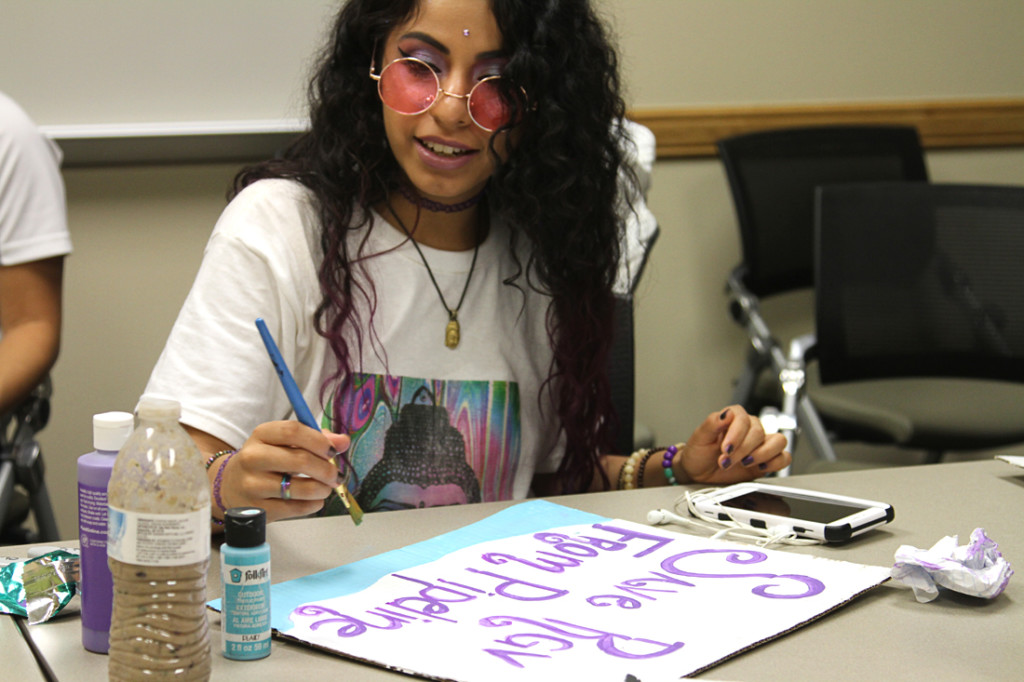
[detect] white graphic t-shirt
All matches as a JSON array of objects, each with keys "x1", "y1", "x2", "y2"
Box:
[{"x1": 144, "y1": 179, "x2": 561, "y2": 511}]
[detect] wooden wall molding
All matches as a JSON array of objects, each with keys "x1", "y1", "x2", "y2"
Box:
[
  {"x1": 49, "y1": 98, "x2": 1023, "y2": 166},
  {"x1": 628, "y1": 98, "x2": 1024, "y2": 159}
]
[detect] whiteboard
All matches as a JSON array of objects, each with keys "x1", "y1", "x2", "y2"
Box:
[{"x1": 0, "y1": 0, "x2": 334, "y2": 127}]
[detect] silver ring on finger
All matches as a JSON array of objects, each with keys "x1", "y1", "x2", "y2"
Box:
[{"x1": 280, "y1": 473, "x2": 292, "y2": 500}]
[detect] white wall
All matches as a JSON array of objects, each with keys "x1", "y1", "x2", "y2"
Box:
[
  {"x1": 609, "y1": 0, "x2": 1024, "y2": 106},
  {"x1": 2, "y1": 0, "x2": 1021, "y2": 539},
  {"x1": 4, "y1": 1, "x2": 1022, "y2": 125}
]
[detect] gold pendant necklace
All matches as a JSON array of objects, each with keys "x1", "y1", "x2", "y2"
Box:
[
  {"x1": 445, "y1": 313, "x2": 461, "y2": 349},
  {"x1": 390, "y1": 199, "x2": 481, "y2": 350}
]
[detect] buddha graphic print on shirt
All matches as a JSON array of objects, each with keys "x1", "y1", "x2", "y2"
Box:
[{"x1": 323, "y1": 372, "x2": 521, "y2": 514}]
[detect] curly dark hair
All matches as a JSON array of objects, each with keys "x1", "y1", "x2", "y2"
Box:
[{"x1": 232, "y1": 0, "x2": 635, "y2": 496}]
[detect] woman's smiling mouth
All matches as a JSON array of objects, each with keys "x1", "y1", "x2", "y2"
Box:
[{"x1": 418, "y1": 137, "x2": 475, "y2": 158}]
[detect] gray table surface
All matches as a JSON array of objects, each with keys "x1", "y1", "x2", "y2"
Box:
[
  {"x1": 5, "y1": 458, "x2": 1021, "y2": 681},
  {"x1": 2, "y1": 616, "x2": 48, "y2": 681}
]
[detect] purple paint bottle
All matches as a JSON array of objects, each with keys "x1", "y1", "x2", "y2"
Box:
[{"x1": 77, "y1": 411, "x2": 134, "y2": 653}]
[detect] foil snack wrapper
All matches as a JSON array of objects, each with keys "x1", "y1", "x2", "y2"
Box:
[
  {"x1": 891, "y1": 528, "x2": 1013, "y2": 603},
  {"x1": 0, "y1": 549, "x2": 79, "y2": 624}
]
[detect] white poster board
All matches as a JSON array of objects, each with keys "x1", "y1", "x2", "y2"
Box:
[{"x1": 262, "y1": 501, "x2": 889, "y2": 681}]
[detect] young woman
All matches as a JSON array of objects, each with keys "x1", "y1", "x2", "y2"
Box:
[{"x1": 143, "y1": 0, "x2": 790, "y2": 527}]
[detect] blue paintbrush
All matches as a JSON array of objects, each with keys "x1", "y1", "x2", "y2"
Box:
[{"x1": 255, "y1": 317, "x2": 363, "y2": 525}]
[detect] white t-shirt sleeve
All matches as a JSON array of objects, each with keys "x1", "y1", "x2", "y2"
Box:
[
  {"x1": 0, "y1": 92, "x2": 72, "y2": 266},
  {"x1": 142, "y1": 180, "x2": 326, "y2": 447}
]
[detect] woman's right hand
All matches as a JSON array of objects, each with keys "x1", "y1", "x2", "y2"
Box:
[{"x1": 188, "y1": 422, "x2": 350, "y2": 525}]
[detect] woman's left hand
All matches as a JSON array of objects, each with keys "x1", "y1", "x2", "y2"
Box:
[{"x1": 677, "y1": 406, "x2": 791, "y2": 484}]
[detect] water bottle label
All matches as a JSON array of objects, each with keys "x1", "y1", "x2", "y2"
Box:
[{"x1": 107, "y1": 506, "x2": 210, "y2": 566}]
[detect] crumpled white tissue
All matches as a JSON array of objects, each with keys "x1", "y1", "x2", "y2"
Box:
[{"x1": 891, "y1": 528, "x2": 1013, "y2": 603}]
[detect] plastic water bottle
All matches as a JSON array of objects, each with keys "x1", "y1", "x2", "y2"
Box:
[
  {"x1": 106, "y1": 398, "x2": 211, "y2": 680},
  {"x1": 77, "y1": 411, "x2": 134, "y2": 653}
]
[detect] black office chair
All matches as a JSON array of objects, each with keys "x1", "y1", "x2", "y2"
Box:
[
  {"x1": 717, "y1": 125, "x2": 929, "y2": 460},
  {"x1": 0, "y1": 378, "x2": 61, "y2": 544},
  {"x1": 608, "y1": 223, "x2": 660, "y2": 455},
  {"x1": 607, "y1": 120, "x2": 660, "y2": 455},
  {"x1": 793, "y1": 182, "x2": 1024, "y2": 462},
  {"x1": 607, "y1": 295, "x2": 637, "y2": 455}
]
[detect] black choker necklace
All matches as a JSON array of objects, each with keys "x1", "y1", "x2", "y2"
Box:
[{"x1": 396, "y1": 183, "x2": 486, "y2": 213}]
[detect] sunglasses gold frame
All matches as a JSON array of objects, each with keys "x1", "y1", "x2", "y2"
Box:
[{"x1": 369, "y1": 54, "x2": 527, "y2": 133}]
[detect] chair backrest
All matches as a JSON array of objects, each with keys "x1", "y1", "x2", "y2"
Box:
[
  {"x1": 608, "y1": 294, "x2": 636, "y2": 455},
  {"x1": 0, "y1": 377, "x2": 51, "y2": 454},
  {"x1": 815, "y1": 182, "x2": 1024, "y2": 385},
  {"x1": 718, "y1": 125, "x2": 928, "y2": 298},
  {"x1": 1, "y1": 377, "x2": 57, "y2": 543}
]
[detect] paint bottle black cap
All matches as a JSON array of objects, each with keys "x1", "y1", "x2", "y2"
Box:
[{"x1": 224, "y1": 507, "x2": 267, "y2": 547}]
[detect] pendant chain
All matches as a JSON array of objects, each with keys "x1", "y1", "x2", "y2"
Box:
[{"x1": 389, "y1": 200, "x2": 481, "y2": 349}]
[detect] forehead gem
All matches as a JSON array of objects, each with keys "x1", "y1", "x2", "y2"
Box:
[{"x1": 463, "y1": 29, "x2": 470, "y2": 37}]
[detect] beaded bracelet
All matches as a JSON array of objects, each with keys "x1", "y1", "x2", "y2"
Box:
[
  {"x1": 212, "y1": 451, "x2": 237, "y2": 513},
  {"x1": 635, "y1": 449, "x2": 657, "y2": 488},
  {"x1": 619, "y1": 448, "x2": 650, "y2": 490},
  {"x1": 206, "y1": 448, "x2": 235, "y2": 470},
  {"x1": 614, "y1": 450, "x2": 630, "y2": 489},
  {"x1": 661, "y1": 442, "x2": 685, "y2": 486}
]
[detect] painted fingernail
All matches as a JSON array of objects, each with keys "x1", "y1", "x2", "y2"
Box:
[
  {"x1": 720, "y1": 409, "x2": 730, "y2": 420},
  {"x1": 720, "y1": 457, "x2": 732, "y2": 470},
  {"x1": 742, "y1": 455, "x2": 755, "y2": 466},
  {"x1": 759, "y1": 462, "x2": 768, "y2": 470},
  {"x1": 725, "y1": 443, "x2": 734, "y2": 455}
]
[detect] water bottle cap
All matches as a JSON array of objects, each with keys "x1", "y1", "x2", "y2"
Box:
[
  {"x1": 224, "y1": 507, "x2": 267, "y2": 547},
  {"x1": 93, "y1": 411, "x2": 135, "y2": 451},
  {"x1": 137, "y1": 398, "x2": 182, "y2": 421}
]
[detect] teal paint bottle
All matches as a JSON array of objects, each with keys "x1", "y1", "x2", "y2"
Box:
[{"x1": 220, "y1": 507, "x2": 271, "y2": 660}]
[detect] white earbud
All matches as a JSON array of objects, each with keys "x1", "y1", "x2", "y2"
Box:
[{"x1": 646, "y1": 508, "x2": 690, "y2": 526}]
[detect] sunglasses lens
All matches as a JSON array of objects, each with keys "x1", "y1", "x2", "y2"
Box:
[
  {"x1": 468, "y1": 78, "x2": 518, "y2": 132},
  {"x1": 377, "y1": 59, "x2": 525, "y2": 132},
  {"x1": 379, "y1": 59, "x2": 438, "y2": 115}
]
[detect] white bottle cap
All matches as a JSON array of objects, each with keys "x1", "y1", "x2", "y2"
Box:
[{"x1": 93, "y1": 411, "x2": 135, "y2": 451}]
